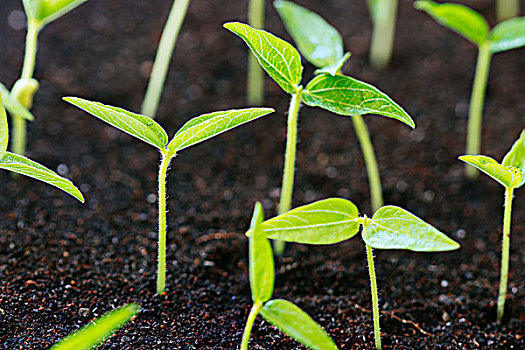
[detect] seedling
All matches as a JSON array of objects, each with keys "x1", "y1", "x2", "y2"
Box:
[
  {"x1": 4, "y1": 0, "x2": 88, "y2": 156},
  {"x1": 249, "y1": 198, "x2": 460, "y2": 349},
  {"x1": 459, "y1": 129, "x2": 525, "y2": 322},
  {"x1": 241, "y1": 202, "x2": 338, "y2": 350},
  {"x1": 141, "y1": 0, "x2": 191, "y2": 118},
  {"x1": 247, "y1": 0, "x2": 265, "y2": 105},
  {"x1": 368, "y1": 0, "x2": 399, "y2": 68},
  {"x1": 51, "y1": 303, "x2": 140, "y2": 350},
  {"x1": 225, "y1": 21, "x2": 414, "y2": 254},
  {"x1": 497, "y1": 0, "x2": 519, "y2": 21},
  {"x1": 64, "y1": 97, "x2": 273, "y2": 294},
  {"x1": 415, "y1": 1, "x2": 525, "y2": 178}
]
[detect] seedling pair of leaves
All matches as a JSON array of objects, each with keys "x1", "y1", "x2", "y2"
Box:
[
  {"x1": 248, "y1": 198, "x2": 460, "y2": 349},
  {"x1": 415, "y1": 1, "x2": 525, "y2": 178},
  {"x1": 64, "y1": 97, "x2": 274, "y2": 294},
  {"x1": 460, "y1": 129, "x2": 525, "y2": 322}
]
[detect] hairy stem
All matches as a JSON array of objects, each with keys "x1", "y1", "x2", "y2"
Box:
[
  {"x1": 247, "y1": 0, "x2": 265, "y2": 105},
  {"x1": 157, "y1": 151, "x2": 173, "y2": 294},
  {"x1": 369, "y1": 0, "x2": 398, "y2": 69},
  {"x1": 497, "y1": 188, "x2": 514, "y2": 322},
  {"x1": 241, "y1": 302, "x2": 263, "y2": 350},
  {"x1": 141, "y1": 0, "x2": 191, "y2": 118},
  {"x1": 465, "y1": 43, "x2": 492, "y2": 178},
  {"x1": 366, "y1": 243, "x2": 382, "y2": 350},
  {"x1": 496, "y1": 0, "x2": 519, "y2": 21},
  {"x1": 352, "y1": 115, "x2": 383, "y2": 211}
]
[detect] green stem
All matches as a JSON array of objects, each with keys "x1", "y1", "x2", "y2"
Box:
[
  {"x1": 274, "y1": 87, "x2": 303, "y2": 255},
  {"x1": 496, "y1": 0, "x2": 519, "y2": 21},
  {"x1": 352, "y1": 115, "x2": 383, "y2": 212},
  {"x1": 241, "y1": 302, "x2": 263, "y2": 350},
  {"x1": 157, "y1": 151, "x2": 174, "y2": 294},
  {"x1": 247, "y1": 0, "x2": 265, "y2": 105},
  {"x1": 465, "y1": 43, "x2": 492, "y2": 178},
  {"x1": 369, "y1": 0, "x2": 398, "y2": 69},
  {"x1": 141, "y1": 0, "x2": 191, "y2": 118},
  {"x1": 497, "y1": 187, "x2": 514, "y2": 322},
  {"x1": 366, "y1": 243, "x2": 382, "y2": 350}
]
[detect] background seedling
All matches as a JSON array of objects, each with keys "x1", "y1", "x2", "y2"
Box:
[
  {"x1": 415, "y1": 1, "x2": 525, "y2": 178},
  {"x1": 141, "y1": 0, "x2": 191, "y2": 118},
  {"x1": 64, "y1": 97, "x2": 273, "y2": 294},
  {"x1": 225, "y1": 21, "x2": 414, "y2": 254},
  {"x1": 241, "y1": 202, "x2": 338, "y2": 350},
  {"x1": 250, "y1": 198, "x2": 459, "y2": 349},
  {"x1": 459, "y1": 129, "x2": 525, "y2": 322},
  {"x1": 247, "y1": 0, "x2": 265, "y2": 105},
  {"x1": 51, "y1": 303, "x2": 140, "y2": 350},
  {"x1": 497, "y1": 0, "x2": 519, "y2": 22},
  {"x1": 368, "y1": 0, "x2": 398, "y2": 68}
]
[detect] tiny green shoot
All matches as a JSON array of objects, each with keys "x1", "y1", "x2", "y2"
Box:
[
  {"x1": 248, "y1": 198, "x2": 460, "y2": 349},
  {"x1": 415, "y1": 1, "x2": 525, "y2": 178},
  {"x1": 459, "y1": 129, "x2": 525, "y2": 322},
  {"x1": 247, "y1": 0, "x2": 265, "y2": 105},
  {"x1": 241, "y1": 202, "x2": 338, "y2": 350},
  {"x1": 497, "y1": 0, "x2": 519, "y2": 22},
  {"x1": 64, "y1": 97, "x2": 273, "y2": 294},
  {"x1": 368, "y1": 0, "x2": 399, "y2": 68}
]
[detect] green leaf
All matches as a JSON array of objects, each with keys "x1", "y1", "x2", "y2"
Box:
[
  {"x1": 314, "y1": 52, "x2": 351, "y2": 76},
  {"x1": 168, "y1": 108, "x2": 274, "y2": 153},
  {"x1": 260, "y1": 299, "x2": 338, "y2": 350},
  {"x1": 0, "y1": 152, "x2": 84, "y2": 202},
  {"x1": 362, "y1": 206, "x2": 460, "y2": 251},
  {"x1": 274, "y1": 1, "x2": 344, "y2": 68},
  {"x1": 249, "y1": 202, "x2": 274, "y2": 304},
  {"x1": 0, "y1": 83, "x2": 35, "y2": 121},
  {"x1": 50, "y1": 303, "x2": 140, "y2": 350},
  {"x1": 24, "y1": 0, "x2": 88, "y2": 26},
  {"x1": 64, "y1": 97, "x2": 168, "y2": 150},
  {"x1": 502, "y1": 129, "x2": 525, "y2": 188},
  {"x1": 303, "y1": 74, "x2": 415, "y2": 128},
  {"x1": 414, "y1": 1, "x2": 489, "y2": 46},
  {"x1": 224, "y1": 22, "x2": 303, "y2": 94},
  {"x1": 459, "y1": 155, "x2": 523, "y2": 189},
  {"x1": 0, "y1": 93, "x2": 8, "y2": 157},
  {"x1": 251, "y1": 198, "x2": 360, "y2": 245},
  {"x1": 489, "y1": 17, "x2": 525, "y2": 53}
]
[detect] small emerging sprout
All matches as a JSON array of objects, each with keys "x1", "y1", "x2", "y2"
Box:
[
  {"x1": 249, "y1": 198, "x2": 459, "y2": 349},
  {"x1": 241, "y1": 202, "x2": 338, "y2": 350},
  {"x1": 367, "y1": 0, "x2": 399, "y2": 68},
  {"x1": 64, "y1": 97, "x2": 274, "y2": 294},
  {"x1": 497, "y1": 0, "x2": 519, "y2": 22},
  {"x1": 459, "y1": 129, "x2": 525, "y2": 322},
  {"x1": 247, "y1": 0, "x2": 265, "y2": 105}
]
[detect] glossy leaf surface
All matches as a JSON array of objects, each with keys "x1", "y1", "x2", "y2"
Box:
[
  {"x1": 502, "y1": 129, "x2": 525, "y2": 188},
  {"x1": 23, "y1": 0, "x2": 88, "y2": 26},
  {"x1": 0, "y1": 83, "x2": 35, "y2": 121},
  {"x1": 489, "y1": 17, "x2": 525, "y2": 53},
  {"x1": 362, "y1": 206, "x2": 460, "y2": 251},
  {"x1": 460, "y1": 155, "x2": 523, "y2": 189}
]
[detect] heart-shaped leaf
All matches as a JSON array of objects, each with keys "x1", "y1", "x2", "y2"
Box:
[
  {"x1": 460, "y1": 155, "x2": 523, "y2": 189},
  {"x1": 0, "y1": 93, "x2": 8, "y2": 157},
  {"x1": 362, "y1": 206, "x2": 460, "y2": 251},
  {"x1": 274, "y1": 1, "x2": 344, "y2": 69},
  {"x1": 64, "y1": 97, "x2": 168, "y2": 150},
  {"x1": 224, "y1": 22, "x2": 303, "y2": 94},
  {"x1": 0, "y1": 152, "x2": 84, "y2": 202},
  {"x1": 502, "y1": 129, "x2": 525, "y2": 188},
  {"x1": 414, "y1": 1, "x2": 489, "y2": 46},
  {"x1": 260, "y1": 299, "x2": 338, "y2": 350},
  {"x1": 50, "y1": 303, "x2": 140, "y2": 350},
  {"x1": 489, "y1": 17, "x2": 525, "y2": 53},
  {"x1": 250, "y1": 198, "x2": 360, "y2": 245},
  {"x1": 314, "y1": 52, "x2": 351, "y2": 76},
  {"x1": 249, "y1": 202, "x2": 274, "y2": 304},
  {"x1": 23, "y1": 0, "x2": 88, "y2": 27},
  {"x1": 0, "y1": 83, "x2": 35, "y2": 121},
  {"x1": 303, "y1": 74, "x2": 415, "y2": 128},
  {"x1": 168, "y1": 108, "x2": 274, "y2": 153}
]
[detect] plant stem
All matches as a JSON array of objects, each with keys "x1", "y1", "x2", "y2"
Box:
[
  {"x1": 496, "y1": 0, "x2": 519, "y2": 21},
  {"x1": 247, "y1": 0, "x2": 265, "y2": 105},
  {"x1": 369, "y1": 0, "x2": 398, "y2": 69},
  {"x1": 141, "y1": 0, "x2": 190, "y2": 118},
  {"x1": 497, "y1": 187, "x2": 514, "y2": 322},
  {"x1": 241, "y1": 302, "x2": 263, "y2": 350},
  {"x1": 275, "y1": 87, "x2": 303, "y2": 255},
  {"x1": 352, "y1": 115, "x2": 383, "y2": 212},
  {"x1": 157, "y1": 151, "x2": 173, "y2": 294},
  {"x1": 366, "y1": 243, "x2": 382, "y2": 350},
  {"x1": 465, "y1": 43, "x2": 492, "y2": 178}
]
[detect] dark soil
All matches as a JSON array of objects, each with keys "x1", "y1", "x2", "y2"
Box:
[{"x1": 1, "y1": 0, "x2": 524, "y2": 348}]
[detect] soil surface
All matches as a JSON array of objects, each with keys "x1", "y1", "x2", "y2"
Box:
[{"x1": 1, "y1": 0, "x2": 524, "y2": 349}]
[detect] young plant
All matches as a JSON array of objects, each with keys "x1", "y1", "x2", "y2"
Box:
[
  {"x1": 224, "y1": 21, "x2": 414, "y2": 253},
  {"x1": 497, "y1": 0, "x2": 519, "y2": 22},
  {"x1": 241, "y1": 202, "x2": 338, "y2": 350},
  {"x1": 141, "y1": 0, "x2": 191, "y2": 118},
  {"x1": 459, "y1": 129, "x2": 525, "y2": 322},
  {"x1": 249, "y1": 198, "x2": 460, "y2": 349},
  {"x1": 415, "y1": 1, "x2": 525, "y2": 178},
  {"x1": 4, "y1": 0, "x2": 88, "y2": 156},
  {"x1": 247, "y1": 0, "x2": 265, "y2": 105},
  {"x1": 368, "y1": 0, "x2": 399, "y2": 68},
  {"x1": 64, "y1": 97, "x2": 273, "y2": 294},
  {"x1": 51, "y1": 303, "x2": 140, "y2": 350}
]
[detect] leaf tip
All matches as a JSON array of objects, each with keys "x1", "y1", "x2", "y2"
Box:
[{"x1": 413, "y1": 1, "x2": 431, "y2": 11}]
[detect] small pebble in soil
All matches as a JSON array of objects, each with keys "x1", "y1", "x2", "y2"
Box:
[
  {"x1": 441, "y1": 280, "x2": 449, "y2": 288},
  {"x1": 456, "y1": 229, "x2": 466, "y2": 239},
  {"x1": 147, "y1": 194, "x2": 157, "y2": 203},
  {"x1": 78, "y1": 308, "x2": 90, "y2": 317}
]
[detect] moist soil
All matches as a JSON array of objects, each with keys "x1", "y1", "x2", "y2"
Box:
[{"x1": 0, "y1": 0, "x2": 524, "y2": 348}]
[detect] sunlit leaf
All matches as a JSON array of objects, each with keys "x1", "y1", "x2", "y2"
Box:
[
  {"x1": 0, "y1": 93, "x2": 8, "y2": 157},
  {"x1": 502, "y1": 129, "x2": 525, "y2": 188},
  {"x1": 460, "y1": 155, "x2": 523, "y2": 189},
  {"x1": 260, "y1": 299, "x2": 338, "y2": 350},
  {"x1": 489, "y1": 17, "x2": 525, "y2": 53},
  {"x1": 362, "y1": 206, "x2": 460, "y2": 251},
  {"x1": 50, "y1": 303, "x2": 140, "y2": 350},
  {"x1": 224, "y1": 22, "x2": 303, "y2": 94},
  {"x1": 64, "y1": 97, "x2": 168, "y2": 150},
  {"x1": 168, "y1": 108, "x2": 274, "y2": 153},
  {"x1": 23, "y1": 0, "x2": 88, "y2": 27},
  {"x1": 303, "y1": 74, "x2": 415, "y2": 128},
  {"x1": 0, "y1": 83, "x2": 35, "y2": 121},
  {"x1": 314, "y1": 52, "x2": 351, "y2": 76}
]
